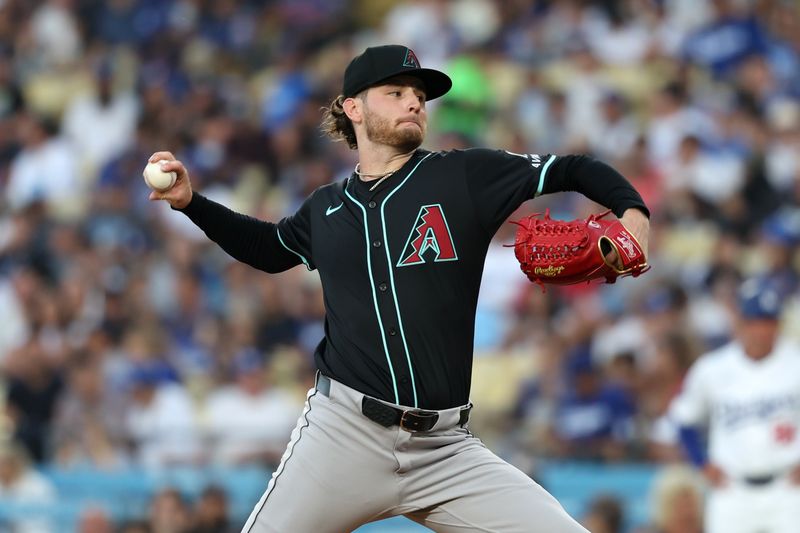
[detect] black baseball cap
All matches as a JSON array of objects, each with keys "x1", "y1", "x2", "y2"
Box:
[{"x1": 342, "y1": 45, "x2": 452, "y2": 101}]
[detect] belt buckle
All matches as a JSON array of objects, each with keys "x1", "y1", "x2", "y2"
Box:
[{"x1": 399, "y1": 409, "x2": 439, "y2": 433}]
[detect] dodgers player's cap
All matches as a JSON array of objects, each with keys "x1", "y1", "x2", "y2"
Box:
[
  {"x1": 738, "y1": 278, "x2": 783, "y2": 319},
  {"x1": 342, "y1": 45, "x2": 452, "y2": 100}
]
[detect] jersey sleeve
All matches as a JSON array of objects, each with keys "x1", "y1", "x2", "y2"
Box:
[
  {"x1": 178, "y1": 192, "x2": 316, "y2": 273},
  {"x1": 464, "y1": 148, "x2": 558, "y2": 234},
  {"x1": 539, "y1": 155, "x2": 649, "y2": 218},
  {"x1": 668, "y1": 361, "x2": 711, "y2": 427},
  {"x1": 464, "y1": 149, "x2": 649, "y2": 235},
  {"x1": 275, "y1": 196, "x2": 315, "y2": 271}
]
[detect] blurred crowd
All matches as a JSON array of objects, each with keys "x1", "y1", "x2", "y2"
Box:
[{"x1": 0, "y1": 0, "x2": 799, "y2": 530}]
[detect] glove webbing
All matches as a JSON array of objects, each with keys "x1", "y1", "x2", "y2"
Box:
[{"x1": 513, "y1": 210, "x2": 592, "y2": 264}]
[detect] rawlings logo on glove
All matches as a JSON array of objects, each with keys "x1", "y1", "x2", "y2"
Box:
[{"x1": 512, "y1": 209, "x2": 649, "y2": 287}]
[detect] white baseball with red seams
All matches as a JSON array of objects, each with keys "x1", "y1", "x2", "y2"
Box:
[{"x1": 143, "y1": 162, "x2": 177, "y2": 192}]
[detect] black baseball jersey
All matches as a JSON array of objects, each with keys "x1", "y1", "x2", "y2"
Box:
[{"x1": 180, "y1": 148, "x2": 648, "y2": 409}]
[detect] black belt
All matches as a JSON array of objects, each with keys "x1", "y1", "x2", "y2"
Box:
[
  {"x1": 316, "y1": 374, "x2": 471, "y2": 433},
  {"x1": 742, "y1": 474, "x2": 777, "y2": 486}
]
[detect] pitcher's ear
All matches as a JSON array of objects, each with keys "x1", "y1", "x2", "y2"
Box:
[{"x1": 343, "y1": 95, "x2": 363, "y2": 124}]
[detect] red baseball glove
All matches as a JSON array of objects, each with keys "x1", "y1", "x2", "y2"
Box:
[{"x1": 512, "y1": 209, "x2": 649, "y2": 287}]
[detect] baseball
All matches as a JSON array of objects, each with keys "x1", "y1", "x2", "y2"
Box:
[{"x1": 142, "y1": 162, "x2": 177, "y2": 192}]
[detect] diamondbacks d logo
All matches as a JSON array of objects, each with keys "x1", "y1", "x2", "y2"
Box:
[
  {"x1": 403, "y1": 49, "x2": 420, "y2": 68},
  {"x1": 397, "y1": 205, "x2": 458, "y2": 267}
]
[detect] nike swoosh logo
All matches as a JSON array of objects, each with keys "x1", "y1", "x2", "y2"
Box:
[{"x1": 326, "y1": 203, "x2": 343, "y2": 216}]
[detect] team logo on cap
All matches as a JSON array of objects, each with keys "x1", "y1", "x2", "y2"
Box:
[{"x1": 403, "y1": 49, "x2": 420, "y2": 68}]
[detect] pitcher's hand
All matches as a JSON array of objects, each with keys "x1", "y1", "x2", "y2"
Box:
[{"x1": 147, "y1": 152, "x2": 193, "y2": 210}]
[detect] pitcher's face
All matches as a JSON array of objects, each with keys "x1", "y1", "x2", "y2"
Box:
[{"x1": 361, "y1": 76, "x2": 427, "y2": 151}]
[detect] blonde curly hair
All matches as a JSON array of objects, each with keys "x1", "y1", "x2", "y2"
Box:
[{"x1": 320, "y1": 94, "x2": 358, "y2": 149}]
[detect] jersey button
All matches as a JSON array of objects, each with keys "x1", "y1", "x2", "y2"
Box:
[
  {"x1": 400, "y1": 376, "x2": 409, "y2": 384},
  {"x1": 389, "y1": 327, "x2": 397, "y2": 336},
  {"x1": 373, "y1": 240, "x2": 382, "y2": 248},
  {"x1": 368, "y1": 201, "x2": 377, "y2": 209},
  {"x1": 378, "y1": 282, "x2": 388, "y2": 292}
]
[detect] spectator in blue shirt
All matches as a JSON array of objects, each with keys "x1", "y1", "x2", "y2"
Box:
[{"x1": 548, "y1": 348, "x2": 637, "y2": 461}]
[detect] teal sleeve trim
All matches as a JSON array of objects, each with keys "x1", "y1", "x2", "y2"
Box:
[
  {"x1": 536, "y1": 155, "x2": 556, "y2": 197},
  {"x1": 276, "y1": 227, "x2": 311, "y2": 270}
]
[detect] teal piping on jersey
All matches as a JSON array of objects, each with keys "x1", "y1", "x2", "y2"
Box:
[
  {"x1": 379, "y1": 152, "x2": 434, "y2": 408},
  {"x1": 344, "y1": 185, "x2": 401, "y2": 404},
  {"x1": 276, "y1": 227, "x2": 311, "y2": 270},
  {"x1": 535, "y1": 155, "x2": 556, "y2": 197}
]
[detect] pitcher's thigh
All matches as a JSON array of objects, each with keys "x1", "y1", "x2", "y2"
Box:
[
  {"x1": 407, "y1": 446, "x2": 588, "y2": 533},
  {"x1": 241, "y1": 393, "x2": 393, "y2": 533}
]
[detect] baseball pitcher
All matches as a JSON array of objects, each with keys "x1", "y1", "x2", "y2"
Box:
[{"x1": 149, "y1": 45, "x2": 650, "y2": 532}]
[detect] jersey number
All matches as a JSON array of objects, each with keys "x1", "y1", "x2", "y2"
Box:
[{"x1": 774, "y1": 423, "x2": 796, "y2": 444}]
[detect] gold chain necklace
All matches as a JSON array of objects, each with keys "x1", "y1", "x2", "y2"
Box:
[{"x1": 354, "y1": 163, "x2": 400, "y2": 191}]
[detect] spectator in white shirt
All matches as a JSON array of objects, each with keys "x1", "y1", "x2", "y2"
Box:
[
  {"x1": 124, "y1": 364, "x2": 202, "y2": 469},
  {"x1": 0, "y1": 442, "x2": 56, "y2": 533},
  {"x1": 205, "y1": 350, "x2": 299, "y2": 467},
  {"x1": 6, "y1": 113, "x2": 80, "y2": 215},
  {"x1": 62, "y1": 60, "x2": 139, "y2": 182}
]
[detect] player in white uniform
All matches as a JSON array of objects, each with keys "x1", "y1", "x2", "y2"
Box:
[{"x1": 669, "y1": 278, "x2": 800, "y2": 533}]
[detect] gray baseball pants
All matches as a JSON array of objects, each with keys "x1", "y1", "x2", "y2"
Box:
[{"x1": 242, "y1": 374, "x2": 588, "y2": 533}]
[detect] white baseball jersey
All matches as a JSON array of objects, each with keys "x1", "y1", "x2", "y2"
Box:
[{"x1": 670, "y1": 337, "x2": 800, "y2": 477}]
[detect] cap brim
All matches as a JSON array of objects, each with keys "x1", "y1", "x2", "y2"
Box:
[{"x1": 372, "y1": 68, "x2": 452, "y2": 101}]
